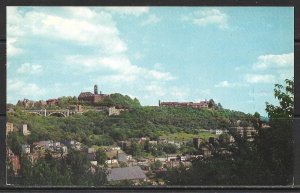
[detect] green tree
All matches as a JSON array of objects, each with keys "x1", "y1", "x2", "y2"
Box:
[
  {"x1": 95, "y1": 150, "x2": 107, "y2": 165},
  {"x1": 208, "y1": 99, "x2": 216, "y2": 109},
  {"x1": 253, "y1": 112, "x2": 260, "y2": 119},
  {"x1": 255, "y1": 78, "x2": 294, "y2": 185},
  {"x1": 150, "y1": 160, "x2": 162, "y2": 170}
]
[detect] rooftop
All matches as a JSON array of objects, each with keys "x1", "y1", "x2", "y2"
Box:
[{"x1": 107, "y1": 166, "x2": 146, "y2": 181}]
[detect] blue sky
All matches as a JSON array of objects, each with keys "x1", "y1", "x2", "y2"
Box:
[{"x1": 7, "y1": 7, "x2": 294, "y2": 116}]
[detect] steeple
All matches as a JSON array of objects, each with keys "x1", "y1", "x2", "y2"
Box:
[{"x1": 94, "y1": 84, "x2": 98, "y2": 95}]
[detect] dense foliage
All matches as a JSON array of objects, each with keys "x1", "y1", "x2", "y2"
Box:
[
  {"x1": 95, "y1": 93, "x2": 141, "y2": 108},
  {"x1": 163, "y1": 78, "x2": 294, "y2": 185},
  {"x1": 7, "y1": 106, "x2": 253, "y2": 153},
  {"x1": 9, "y1": 150, "x2": 107, "y2": 186}
]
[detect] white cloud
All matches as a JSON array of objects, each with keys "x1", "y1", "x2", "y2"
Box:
[
  {"x1": 253, "y1": 52, "x2": 294, "y2": 70},
  {"x1": 215, "y1": 80, "x2": 247, "y2": 88},
  {"x1": 103, "y1": 7, "x2": 149, "y2": 16},
  {"x1": 8, "y1": 79, "x2": 46, "y2": 97},
  {"x1": 17, "y1": 63, "x2": 42, "y2": 74},
  {"x1": 7, "y1": 7, "x2": 127, "y2": 55},
  {"x1": 245, "y1": 74, "x2": 275, "y2": 84},
  {"x1": 147, "y1": 70, "x2": 176, "y2": 81},
  {"x1": 66, "y1": 55, "x2": 176, "y2": 84},
  {"x1": 7, "y1": 38, "x2": 23, "y2": 57},
  {"x1": 141, "y1": 14, "x2": 160, "y2": 26},
  {"x1": 133, "y1": 52, "x2": 143, "y2": 60},
  {"x1": 182, "y1": 8, "x2": 229, "y2": 29}
]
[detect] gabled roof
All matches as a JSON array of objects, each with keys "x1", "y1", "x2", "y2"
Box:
[{"x1": 107, "y1": 166, "x2": 146, "y2": 181}]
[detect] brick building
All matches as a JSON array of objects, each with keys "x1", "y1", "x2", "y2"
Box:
[
  {"x1": 230, "y1": 126, "x2": 257, "y2": 141},
  {"x1": 159, "y1": 100, "x2": 209, "y2": 109},
  {"x1": 46, "y1": 99, "x2": 59, "y2": 106},
  {"x1": 78, "y1": 85, "x2": 108, "y2": 104}
]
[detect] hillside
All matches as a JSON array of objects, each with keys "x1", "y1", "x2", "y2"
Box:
[{"x1": 7, "y1": 104, "x2": 255, "y2": 149}]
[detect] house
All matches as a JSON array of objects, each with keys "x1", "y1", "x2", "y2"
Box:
[
  {"x1": 230, "y1": 126, "x2": 257, "y2": 140},
  {"x1": 167, "y1": 154, "x2": 178, "y2": 162},
  {"x1": 105, "y1": 159, "x2": 118, "y2": 166},
  {"x1": 154, "y1": 157, "x2": 168, "y2": 162},
  {"x1": 108, "y1": 106, "x2": 124, "y2": 116},
  {"x1": 35, "y1": 100, "x2": 47, "y2": 107},
  {"x1": 107, "y1": 166, "x2": 146, "y2": 182},
  {"x1": 6, "y1": 122, "x2": 14, "y2": 135},
  {"x1": 214, "y1": 129, "x2": 224, "y2": 135},
  {"x1": 200, "y1": 147, "x2": 212, "y2": 158},
  {"x1": 34, "y1": 140, "x2": 54, "y2": 151},
  {"x1": 21, "y1": 144, "x2": 31, "y2": 154},
  {"x1": 64, "y1": 140, "x2": 81, "y2": 150},
  {"x1": 111, "y1": 146, "x2": 121, "y2": 151},
  {"x1": 46, "y1": 99, "x2": 58, "y2": 106},
  {"x1": 158, "y1": 138, "x2": 168, "y2": 144},
  {"x1": 148, "y1": 140, "x2": 157, "y2": 145}
]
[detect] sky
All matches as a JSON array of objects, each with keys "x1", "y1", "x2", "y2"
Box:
[{"x1": 7, "y1": 7, "x2": 294, "y2": 116}]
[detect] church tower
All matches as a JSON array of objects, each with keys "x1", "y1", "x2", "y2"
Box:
[{"x1": 94, "y1": 84, "x2": 98, "y2": 95}]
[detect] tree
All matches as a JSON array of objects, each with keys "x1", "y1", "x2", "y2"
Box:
[
  {"x1": 255, "y1": 78, "x2": 294, "y2": 185},
  {"x1": 217, "y1": 103, "x2": 223, "y2": 110},
  {"x1": 208, "y1": 99, "x2": 216, "y2": 109},
  {"x1": 95, "y1": 150, "x2": 107, "y2": 165},
  {"x1": 150, "y1": 160, "x2": 162, "y2": 170},
  {"x1": 253, "y1": 112, "x2": 260, "y2": 119}
]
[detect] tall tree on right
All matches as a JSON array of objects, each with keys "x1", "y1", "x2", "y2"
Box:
[{"x1": 255, "y1": 78, "x2": 294, "y2": 185}]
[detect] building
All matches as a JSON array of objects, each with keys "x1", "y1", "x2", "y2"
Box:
[
  {"x1": 46, "y1": 99, "x2": 59, "y2": 106},
  {"x1": 108, "y1": 106, "x2": 124, "y2": 116},
  {"x1": 21, "y1": 124, "x2": 30, "y2": 136},
  {"x1": 17, "y1": 98, "x2": 36, "y2": 108},
  {"x1": 6, "y1": 122, "x2": 14, "y2": 135},
  {"x1": 78, "y1": 84, "x2": 109, "y2": 104},
  {"x1": 21, "y1": 144, "x2": 31, "y2": 154},
  {"x1": 159, "y1": 100, "x2": 209, "y2": 109},
  {"x1": 200, "y1": 147, "x2": 212, "y2": 158},
  {"x1": 213, "y1": 129, "x2": 226, "y2": 135},
  {"x1": 35, "y1": 100, "x2": 47, "y2": 107},
  {"x1": 230, "y1": 126, "x2": 257, "y2": 141},
  {"x1": 107, "y1": 166, "x2": 146, "y2": 182}
]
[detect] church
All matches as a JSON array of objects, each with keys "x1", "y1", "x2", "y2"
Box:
[{"x1": 78, "y1": 85, "x2": 108, "y2": 104}]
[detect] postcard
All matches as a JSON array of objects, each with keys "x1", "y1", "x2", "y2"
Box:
[{"x1": 6, "y1": 6, "x2": 294, "y2": 186}]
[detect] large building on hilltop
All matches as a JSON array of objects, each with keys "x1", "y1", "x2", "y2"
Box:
[
  {"x1": 78, "y1": 85, "x2": 109, "y2": 104},
  {"x1": 159, "y1": 100, "x2": 209, "y2": 109}
]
